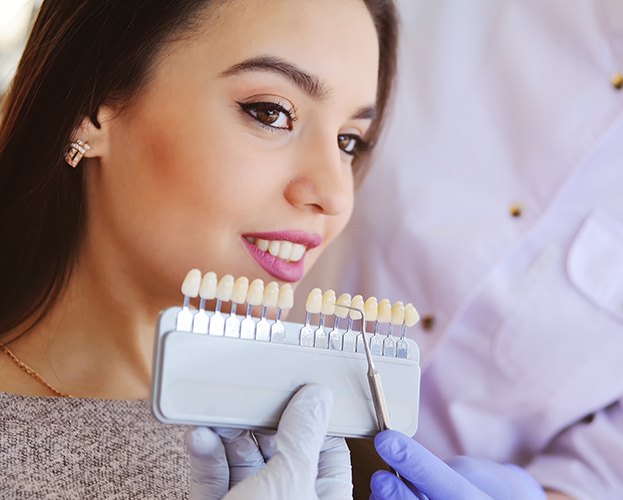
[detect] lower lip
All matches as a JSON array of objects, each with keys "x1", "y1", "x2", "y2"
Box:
[{"x1": 242, "y1": 238, "x2": 306, "y2": 282}]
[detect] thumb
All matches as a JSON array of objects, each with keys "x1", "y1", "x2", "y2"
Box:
[
  {"x1": 271, "y1": 384, "x2": 333, "y2": 484},
  {"x1": 185, "y1": 427, "x2": 229, "y2": 500},
  {"x1": 228, "y1": 384, "x2": 334, "y2": 499}
]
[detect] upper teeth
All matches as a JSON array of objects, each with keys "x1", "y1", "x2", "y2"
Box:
[{"x1": 247, "y1": 237, "x2": 307, "y2": 262}]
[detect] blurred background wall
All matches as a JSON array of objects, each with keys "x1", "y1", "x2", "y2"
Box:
[{"x1": 0, "y1": 0, "x2": 40, "y2": 102}]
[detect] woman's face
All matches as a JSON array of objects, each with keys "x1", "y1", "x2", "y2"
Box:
[{"x1": 86, "y1": 0, "x2": 379, "y2": 302}]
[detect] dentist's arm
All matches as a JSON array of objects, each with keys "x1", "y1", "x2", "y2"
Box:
[{"x1": 185, "y1": 384, "x2": 352, "y2": 500}]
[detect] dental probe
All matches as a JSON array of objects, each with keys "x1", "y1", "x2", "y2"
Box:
[
  {"x1": 335, "y1": 303, "x2": 407, "y2": 485},
  {"x1": 334, "y1": 304, "x2": 392, "y2": 432}
]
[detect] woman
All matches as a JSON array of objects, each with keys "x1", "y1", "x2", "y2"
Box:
[{"x1": 0, "y1": 0, "x2": 398, "y2": 498}]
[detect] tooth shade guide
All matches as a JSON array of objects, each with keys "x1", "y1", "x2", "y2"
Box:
[
  {"x1": 192, "y1": 308, "x2": 210, "y2": 334},
  {"x1": 216, "y1": 274, "x2": 234, "y2": 301},
  {"x1": 396, "y1": 338, "x2": 409, "y2": 359},
  {"x1": 231, "y1": 276, "x2": 249, "y2": 304},
  {"x1": 240, "y1": 300, "x2": 257, "y2": 340},
  {"x1": 224, "y1": 305, "x2": 241, "y2": 337},
  {"x1": 299, "y1": 320, "x2": 314, "y2": 347},
  {"x1": 383, "y1": 335, "x2": 397, "y2": 357},
  {"x1": 314, "y1": 327, "x2": 329, "y2": 349},
  {"x1": 328, "y1": 327, "x2": 343, "y2": 350},
  {"x1": 247, "y1": 279, "x2": 264, "y2": 306},
  {"x1": 404, "y1": 303, "x2": 420, "y2": 327},
  {"x1": 199, "y1": 272, "x2": 218, "y2": 300},
  {"x1": 305, "y1": 288, "x2": 322, "y2": 315},
  {"x1": 370, "y1": 335, "x2": 383, "y2": 356},
  {"x1": 177, "y1": 269, "x2": 202, "y2": 331},
  {"x1": 154, "y1": 305, "x2": 421, "y2": 439},
  {"x1": 177, "y1": 271, "x2": 420, "y2": 359},
  {"x1": 278, "y1": 284, "x2": 294, "y2": 310},
  {"x1": 263, "y1": 281, "x2": 280, "y2": 309},
  {"x1": 181, "y1": 269, "x2": 202, "y2": 298}
]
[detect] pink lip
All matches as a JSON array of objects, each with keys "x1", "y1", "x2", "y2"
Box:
[{"x1": 241, "y1": 230, "x2": 323, "y2": 282}]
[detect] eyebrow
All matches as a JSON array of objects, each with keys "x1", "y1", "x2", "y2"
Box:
[{"x1": 221, "y1": 55, "x2": 376, "y2": 120}]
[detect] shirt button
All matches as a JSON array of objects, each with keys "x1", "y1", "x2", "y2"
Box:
[
  {"x1": 420, "y1": 314, "x2": 435, "y2": 332},
  {"x1": 509, "y1": 204, "x2": 523, "y2": 218},
  {"x1": 612, "y1": 73, "x2": 623, "y2": 90}
]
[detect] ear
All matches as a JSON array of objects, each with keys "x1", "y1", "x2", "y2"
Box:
[{"x1": 71, "y1": 106, "x2": 115, "y2": 160}]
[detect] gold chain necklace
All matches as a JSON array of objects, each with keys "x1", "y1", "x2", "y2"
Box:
[{"x1": 0, "y1": 344, "x2": 73, "y2": 398}]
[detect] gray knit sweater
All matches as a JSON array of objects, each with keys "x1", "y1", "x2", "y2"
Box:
[{"x1": 0, "y1": 392, "x2": 190, "y2": 499}]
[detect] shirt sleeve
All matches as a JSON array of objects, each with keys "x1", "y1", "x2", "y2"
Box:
[{"x1": 526, "y1": 399, "x2": 623, "y2": 500}]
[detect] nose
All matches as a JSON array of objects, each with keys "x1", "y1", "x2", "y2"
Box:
[{"x1": 283, "y1": 132, "x2": 353, "y2": 216}]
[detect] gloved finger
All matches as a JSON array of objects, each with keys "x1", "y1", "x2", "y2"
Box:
[
  {"x1": 253, "y1": 430, "x2": 277, "y2": 461},
  {"x1": 370, "y1": 470, "x2": 423, "y2": 500},
  {"x1": 273, "y1": 384, "x2": 333, "y2": 473},
  {"x1": 213, "y1": 427, "x2": 266, "y2": 487},
  {"x1": 447, "y1": 457, "x2": 546, "y2": 499},
  {"x1": 315, "y1": 436, "x2": 352, "y2": 499},
  {"x1": 229, "y1": 384, "x2": 334, "y2": 498},
  {"x1": 374, "y1": 430, "x2": 491, "y2": 500},
  {"x1": 184, "y1": 427, "x2": 229, "y2": 500}
]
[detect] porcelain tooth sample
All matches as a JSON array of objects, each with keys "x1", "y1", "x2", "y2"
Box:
[
  {"x1": 225, "y1": 276, "x2": 248, "y2": 337},
  {"x1": 193, "y1": 271, "x2": 217, "y2": 334},
  {"x1": 397, "y1": 302, "x2": 420, "y2": 359},
  {"x1": 256, "y1": 281, "x2": 278, "y2": 341},
  {"x1": 314, "y1": 289, "x2": 335, "y2": 349},
  {"x1": 383, "y1": 301, "x2": 404, "y2": 357},
  {"x1": 209, "y1": 274, "x2": 233, "y2": 336},
  {"x1": 240, "y1": 278, "x2": 264, "y2": 339},
  {"x1": 359, "y1": 296, "x2": 378, "y2": 353},
  {"x1": 371, "y1": 299, "x2": 391, "y2": 355},
  {"x1": 329, "y1": 293, "x2": 351, "y2": 350},
  {"x1": 300, "y1": 288, "x2": 322, "y2": 347},
  {"x1": 342, "y1": 294, "x2": 363, "y2": 353},
  {"x1": 270, "y1": 283, "x2": 292, "y2": 343},
  {"x1": 177, "y1": 269, "x2": 201, "y2": 331}
]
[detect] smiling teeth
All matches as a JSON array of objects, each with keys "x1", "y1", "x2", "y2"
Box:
[{"x1": 247, "y1": 238, "x2": 306, "y2": 262}]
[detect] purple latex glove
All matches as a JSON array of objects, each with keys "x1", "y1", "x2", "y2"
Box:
[{"x1": 370, "y1": 430, "x2": 547, "y2": 500}]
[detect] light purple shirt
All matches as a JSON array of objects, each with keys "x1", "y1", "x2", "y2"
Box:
[{"x1": 298, "y1": 0, "x2": 623, "y2": 497}]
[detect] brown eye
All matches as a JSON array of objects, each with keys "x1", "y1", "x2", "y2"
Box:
[
  {"x1": 256, "y1": 108, "x2": 280, "y2": 125},
  {"x1": 238, "y1": 101, "x2": 294, "y2": 130},
  {"x1": 337, "y1": 134, "x2": 359, "y2": 155}
]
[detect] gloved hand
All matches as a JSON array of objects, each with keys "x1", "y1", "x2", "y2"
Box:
[
  {"x1": 185, "y1": 384, "x2": 352, "y2": 500},
  {"x1": 370, "y1": 430, "x2": 546, "y2": 500}
]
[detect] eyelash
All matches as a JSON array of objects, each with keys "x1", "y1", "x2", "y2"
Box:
[
  {"x1": 237, "y1": 101, "x2": 296, "y2": 131},
  {"x1": 237, "y1": 101, "x2": 370, "y2": 157}
]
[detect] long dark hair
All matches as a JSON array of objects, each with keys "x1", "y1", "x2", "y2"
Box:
[{"x1": 0, "y1": 0, "x2": 398, "y2": 340}]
